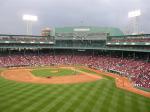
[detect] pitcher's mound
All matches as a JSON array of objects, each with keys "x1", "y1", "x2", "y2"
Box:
[{"x1": 51, "y1": 70, "x2": 58, "y2": 73}]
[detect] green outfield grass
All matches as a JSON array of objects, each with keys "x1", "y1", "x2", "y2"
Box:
[
  {"x1": 31, "y1": 68, "x2": 79, "y2": 77},
  {"x1": 0, "y1": 67, "x2": 150, "y2": 112}
]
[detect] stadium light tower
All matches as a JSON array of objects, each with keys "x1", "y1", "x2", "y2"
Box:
[
  {"x1": 127, "y1": 9, "x2": 141, "y2": 35},
  {"x1": 22, "y1": 14, "x2": 38, "y2": 35}
]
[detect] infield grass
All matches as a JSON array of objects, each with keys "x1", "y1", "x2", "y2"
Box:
[
  {"x1": 31, "y1": 68, "x2": 79, "y2": 77},
  {"x1": 0, "y1": 67, "x2": 149, "y2": 112}
]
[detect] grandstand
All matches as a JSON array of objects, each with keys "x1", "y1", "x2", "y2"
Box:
[
  {"x1": 0, "y1": 26, "x2": 150, "y2": 89},
  {"x1": 107, "y1": 34, "x2": 150, "y2": 51}
]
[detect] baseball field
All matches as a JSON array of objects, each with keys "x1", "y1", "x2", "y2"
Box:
[{"x1": 0, "y1": 66, "x2": 150, "y2": 112}]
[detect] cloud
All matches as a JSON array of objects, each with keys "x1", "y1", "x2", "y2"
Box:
[{"x1": 0, "y1": 0, "x2": 149, "y2": 34}]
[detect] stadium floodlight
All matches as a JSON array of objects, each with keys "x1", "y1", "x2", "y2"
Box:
[
  {"x1": 128, "y1": 10, "x2": 141, "y2": 18},
  {"x1": 127, "y1": 9, "x2": 141, "y2": 35},
  {"x1": 22, "y1": 14, "x2": 38, "y2": 35},
  {"x1": 23, "y1": 15, "x2": 38, "y2": 21}
]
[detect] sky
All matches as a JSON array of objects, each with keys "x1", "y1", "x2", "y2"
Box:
[{"x1": 0, "y1": 0, "x2": 150, "y2": 35}]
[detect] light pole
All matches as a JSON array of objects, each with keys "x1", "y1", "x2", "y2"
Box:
[
  {"x1": 22, "y1": 14, "x2": 38, "y2": 35},
  {"x1": 128, "y1": 9, "x2": 141, "y2": 34}
]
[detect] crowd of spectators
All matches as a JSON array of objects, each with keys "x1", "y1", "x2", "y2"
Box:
[{"x1": 0, "y1": 53, "x2": 149, "y2": 88}]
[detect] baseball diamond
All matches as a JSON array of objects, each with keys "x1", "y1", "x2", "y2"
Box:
[{"x1": 0, "y1": 26, "x2": 150, "y2": 112}]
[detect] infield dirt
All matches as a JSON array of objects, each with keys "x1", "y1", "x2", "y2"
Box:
[{"x1": 1, "y1": 67, "x2": 101, "y2": 84}]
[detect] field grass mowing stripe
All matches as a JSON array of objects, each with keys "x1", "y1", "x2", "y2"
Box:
[
  {"x1": 0, "y1": 84, "x2": 38, "y2": 101},
  {"x1": 92, "y1": 86, "x2": 114, "y2": 112},
  {"x1": 25, "y1": 84, "x2": 81, "y2": 112},
  {"x1": 145, "y1": 100, "x2": 150, "y2": 112},
  {"x1": 21, "y1": 95, "x2": 58, "y2": 112},
  {"x1": 73, "y1": 83, "x2": 106, "y2": 112},
  {"x1": 0, "y1": 81, "x2": 32, "y2": 93},
  {"x1": 37, "y1": 85, "x2": 87, "y2": 112},
  {"x1": 48, "y1": 86, "x2": 90, "y2": 112},
  {"x1": 131, "y1": 96, "x2": 144, "y2": 112},
  {"x1": 131, "y1": 94, "x2": 150, "y2": 111},
  {"x1": 0, "y1": 80, "x2": 27, "y2": 91},
  {"x1": 0, "y1": 84, "x2": 62, "y2": 112},
  {"x1": 9, "y1": 86, "x2": 59, "y2": 112},
  {"x1": 116, "y1": 92, "x2": 127, "y2": 112},
  {"x1": 97, "y1": 87, "x2": 117, "y2": 112},
  {"x1": 107, "y1": 90, "x2": 119, "y2": 112},
  {"x1": 111, "y1": 91, "x2": 132, "y2": 112},
  {"x1": 137, "y1": 97, "x2": 150, "y2": 112},
  {"x1": 21, "y1": 85, "x2": 72, "y2": 112},
  {"x1": 124, "y1": 94, "x2": 141, "y2": 112},
  {"x1": 0, "y1": 85, "x2": 34, "y2": 96},
  {"x1": 90, "y1": 83, "x2": 109, "y2": 112},
  {"x1": 145, "y1": 97, "x2": 150, "y2": 111},
  {"x1": 0, "y1": 79, "x2": 17, "y2": 87},
  {"x1": 34, "y1": 83, "x2": 94, "y2": 112},
  {"x1": 0, "y1": 85, "x2": 44, "y2": 111},
  {"x1": 1, "y1": 87, "x2": 46, "y2": 112},
  {"x1": 0, "y1": 86, "x2": 50, "y2": 107},
  {"x1": 91, "y1": 84, "x2": 112, "y2": 112},
  {"x1": 110, "y1": 89, "x2": 149, "y2": 112},
  {"x1": 0, "y1": 86, "x2": 35, "y2": 102},
  {"x1": 48, "y1": 83, "x2": 97, "y2": 112},
  {"x1": 127, "y1": 96, "x2": 142, "y2": 112},
  {"x1": 91, "y1": 84, "x2": 114, "y2": 112}
]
